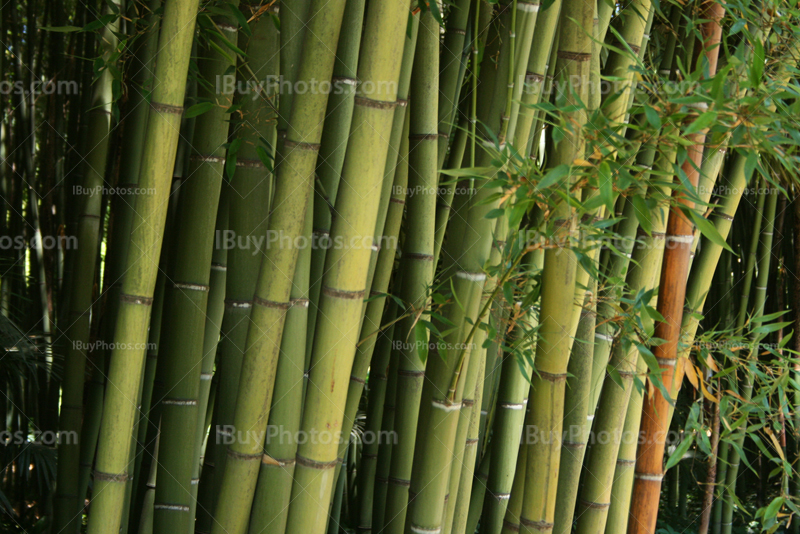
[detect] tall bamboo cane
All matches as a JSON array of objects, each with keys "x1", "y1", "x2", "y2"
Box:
[
  {"x1": 84, "y1": 0, "x2": 201, "y2": 531},
  {"x1": 204, "y1": 5, "x2": 279, "y2": 515},
  {"x1": 279, "y1": 0, "x2": 410, "y2": 532},
  {"x1": 151, "y1": 9, "x2": 239, "y2": 533},
  {"x1": 210, "y1": 0, "x2": 350, "y2": 528},
  {"x1": 305, "y1": 0, "x2": 366, "y2": 359},
  {"x1": 626, "y1": 4, "x2": 724, "y2": 531},
  {"x1": 53, "y1": 4, "x2": 120, "y2": 532},
  {"x1": 517, "y1": 1, "x2": 591, "y2": 531}
]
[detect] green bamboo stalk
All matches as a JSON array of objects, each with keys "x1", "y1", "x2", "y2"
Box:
[
  {"x1": 499, "y1": 441, "x2": 527, "y2": 534},
  {"x1": 188, "y1": 185, "x2": 229, "y2": 528},
  {"x1": 443, "y1": 306, "x2": 488, "y2": 534},
  {"x1": 305, "y1": 0, "x2": 366, "y2": 362},
  {"x1": 151, "y1": 8, "x2": 240, "y2": 533},
  {"x1": 510, "y1": 0, "x2": 560, "y2": 154},
  {"x1": 721, "y1": 185, "x2": 778, "y2": 534},
  {"x1": 247, "y1": 191, "x2": 312, "y2": 534},
  {"x1": 431, "y1": 0, "x2": 492, "y2": 263},
  {"x1": 574, "y1": 179, "x2": 671, "y2": 534},
  {"x1": 203, "y1": 6, "x2": 279, "y2": 521},
  {"x1": 333, "y1": 23, "x2": 419, "y2": 480},
  {"x1": 481, "y1": 249, "x2": 543, "y2": 534},
  {"x1": 84, "y1": 0, "x2": 201, "y2": 530},
  {"x1": 227, "y1": 0, "x2": 406, "y2": 531},
  {"x1": 437, "y1": 0, "x2": 473, "y2": 167},
  {"x1": 518, "y1": 1, "x2": 591, "y2": 532},
  {"x1": 210, "y1": 0, "x2": 351, "y2": 527},
  {"x1": 552, "y1": 289, "x2": 597, "y2": 534},
  {"x1": 449, "y1": 335, "x2": 488, "y2": 534},
  {"x1": 375, "y1": 10, "x2": 442, "y2": 534},
  {"x1": 53, "y1": 4, "x2": 120, "y2": 532}
]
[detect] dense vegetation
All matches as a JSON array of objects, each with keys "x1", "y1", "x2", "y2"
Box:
[{"x1": 1, "y1": 0, "x2": 800, "y2": 533}]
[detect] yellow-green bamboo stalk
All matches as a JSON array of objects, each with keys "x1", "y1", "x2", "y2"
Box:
[
  {"x1": 280, "y1": 0, "x2": 411, "y2": 531},
  {"x1": 84, "y1": 0, "x2": 201, "y2": 531}
]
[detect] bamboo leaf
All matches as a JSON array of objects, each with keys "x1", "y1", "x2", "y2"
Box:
[
  {"x1": 689, "y1": 209, "x2": 733, "y2": 252},
  {"x1": 184, "y1": 101, "x2": 215, "y2": 118},
  {"x1": 684, "y1": 111, "x2": 717, "y2": 135},
  {"x1": 415, "y1": 322, "x2": 428, "y2": 364},
  {"x1": 665, "y1": 433, "x2": 693, "y2": 471}
]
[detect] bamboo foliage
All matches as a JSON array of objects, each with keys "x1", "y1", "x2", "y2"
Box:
[{"x1": 6, "y1": 2, "x2": 800, "y2": 534}]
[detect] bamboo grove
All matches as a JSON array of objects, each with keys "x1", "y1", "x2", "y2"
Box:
[{"x1": 4, "y1": 0, "x2": 800, "y2": 533}]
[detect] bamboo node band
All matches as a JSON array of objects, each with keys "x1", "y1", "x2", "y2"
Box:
[
  {"x1": 151, "y1": 101, "x2": 184, "y2": 115},
  {"x1": 296, "y1": 454, "x2": 339, "y2": 470},
  {"x1": 409, "y1": 525, "x2": 441, "y2": 534},
  {"x1": 332, "y1": 75, "x2": 357, "y2": 86},
  {"x1": 350, "y1": 375, "x2": 367, "y2": 385},
  {"x1": 120, "y1": 293, "x2": 153, "y2": 306},
  {"x1": 517, "y1": 1, "x2": 540, "y2": 11},
  {"x1": 162, "y1": 398, "x2": 198, "y2": 406},
  {"x1": 537, "y1": 370, "x2": 568, "y2": 382},
  {"x1": 211, "y1": 262, "x2": 227, "y2": 271},
  {"x1": 173, "y1": 282, "x2": 210, "y2": 292},
  {"x1": 409, "y1": 133, "x2": 439, "y2": 141},
  {"x1": 456, "y1": 271, "x2": 486, "y2": 282},
  {"x1": 634, "y1": 472, "x2": 664, "y2": 481},
  {"x1": 190, "y1": 154, "x2": 225, "y2": 164},
  {"x1": 431, "y1": 399, "x2": 462, "y2": 412},
  {"x1": 580, "y1": 500, "x2": 611, "y2": 509},
  {"x1": 227, "y1": 448, "x2": 262, "y2": 460},
  {"x1": 666, "y1": 234, "x2": 693, "y2": 244},
  {"x1": 655, "y1": 357, "x2": 677, "y2": 368},
  {"x1": 154, "y1": 504, "x2": 191, "y2": 512},
  {"x1": 502, "y1": 520, "x2": 520, "y2": 532},
  {"x1": 236, "y1": 157, "x2": 267, "y2": 168},
  {"x1": 520, "y1": 518, "x2": 555, "y2": 530},
  {"x1": 557, "y1": 51, "x2": 592, "y2": 62},
  {"x1": 253, "y1": 296, "x2": 291, "y2": 310},
  {"x1": 283, "y1": 140, "x2": 321, "y2": 151},
  {"x1": 290, "y1": 298, "x2": 310, "y2": 308},
  {"x1": 200, "y1": 373, "x2": 213, "y2": 381},
  {"x1": 617, "y1": 458, "x2": 636, "y2": 466},
  {"x1": 355, "y1": 95, "x2": 398, "y2": 110},
  {"x1": 488, "y1": 491, "x2": 511, "y2": 500},
  {"x1": 498, "y1": 402, "x2": 524, "y2": 410},
  {"x1": 714, "y1": 212, "x2": 734, "y2": 221},
  {"x1": 322, "y1": 286, "x2": 366, "y2": 300},
  {"x1": 225, "y1": 299, "x2": 252, "y2": 309},
  {"x1": 388, "y1": 477, "x2": 411, "y2": 487},
  {"x1": 404, "y1": 252, "x2": 434, "y2": 261},
  {"x1": 93, "y1": 470, "x2": 129, "y2": 482},
  {"x1": 563, "y1": 440, "x2": 587, "y2": 449}
]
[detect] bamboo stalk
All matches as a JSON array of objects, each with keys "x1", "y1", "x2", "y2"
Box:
[
  {"x1": 626, "y1": 4, "x2": 725, "y2": 530},
  {"x1": 53, "y1": 4, "x2": 120, "y2": 532},
  {"x1": 518, "y1": 1, "x2": 592, "y2": 531},
  {"x1": 280, "y1": 0, "x2": 411, "y2": 531},
  {"x1": 204, "y1": 5, "x2": 279, "y2": 517},
  {"x1": 84, "y1": 0, "x2": 201, "y2": 530},
  {"x1": 151, "y1": 8, "x2": 240, "y2": 533}
]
